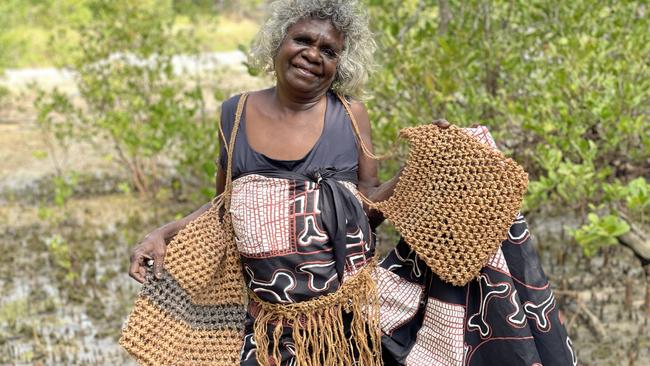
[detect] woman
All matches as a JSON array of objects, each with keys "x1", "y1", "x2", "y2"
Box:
[{"x1": 128, "y1": 1, "x2": 575, "y2": 365}]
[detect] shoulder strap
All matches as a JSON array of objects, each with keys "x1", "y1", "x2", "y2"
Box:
[
  {"x1": 336, "y1": 94, "x2": 390, "y2": 161},
  {"x1": 212, "y1": 93, "x2": 249, "y2": 211},
  {"x1": 336, "y1": 94, "x2": 387, "y2": 208}
]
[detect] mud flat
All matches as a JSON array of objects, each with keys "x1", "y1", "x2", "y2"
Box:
[{"x1": 0, "y1": 64, "x2": 647, "y2": 365}]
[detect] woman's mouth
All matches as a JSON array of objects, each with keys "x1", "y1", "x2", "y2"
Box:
[{"x1": 292, "y1": 64, "x2": 318, "y2": 78}]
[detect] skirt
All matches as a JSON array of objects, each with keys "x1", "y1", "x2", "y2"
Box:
[{"x1": 240, "y1": 214, "x2": 577, "y2": 365}]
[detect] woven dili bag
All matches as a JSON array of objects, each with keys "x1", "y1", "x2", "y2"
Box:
[
  {"x1": 338, "y1": 97, "x2": 528, "y2": 286},
  {"x1": 119, "y1": 95, "x2": 250, "y2": 365},
  {"x1": 372, "y1": 125, "x2": 529, "y2": 286}
]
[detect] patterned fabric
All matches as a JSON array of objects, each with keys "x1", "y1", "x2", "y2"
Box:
[
  {"x1": 378, "y1": 127, "x2": 575, "y2": 366},
  {"x1": 237, "y1": 213, "x2": 576, "y2": 366},
  {"x1": 234, "y1": 123, "x2": 574, "y2": 365},
  {"x1": 379, "y1": 217, "x2": 577, "y2": 366},
  {"x1": 233, "y1": 170, "x2": 377, "y2": 364},
  {"x1": 231, "y1": 173, "x2": 374, "y2": 304}
]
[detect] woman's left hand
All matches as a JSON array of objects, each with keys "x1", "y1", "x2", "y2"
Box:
[{"x1": 431, "y1": 119, "x2": 450, "y2": 129}]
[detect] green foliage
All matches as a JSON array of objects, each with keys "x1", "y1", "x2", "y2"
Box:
[
  {"x1": 0, "y1": 0, "x2": 92, "y2": 68},
  {"x1": 366, "y1": 0, "x2": 649, "y2": 250},
  {"x1": 53, "y1": 173, "x2": 78, "y2": 207},
  {"x1": 171, "y1": 0, "x2": 264, "y2": 17},
  {"x1": 573, "y1": 213, "x2": 630, "y2": 256},
  {"x1": 174, "y1": 15, "x2": 260, "y2": 53},
  {"x1": 624, "y1": 178, "x2": 650, "y2": 217},
  {"x1": 0, "y1": 86, "x2": 9, "y2": 107},
  {"x1": 0, "y1": 0, "x2": 259, "y2": 68},
  {"x1": 571, "y1": 177, "x2": 650, "y2": 256},
  {"x1": 35, "y1": 0, "x2": 219, "y2": 199},
  {"x1": 44, "y1": 234, "x2": 77, "y2": 282},
  {"x1": 210, "y1": 0, "x2": 264, "y2": 17}
]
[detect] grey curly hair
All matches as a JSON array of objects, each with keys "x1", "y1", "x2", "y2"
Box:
[{"x1": 248, "y1": 0, "x2": 376, "y2": 97}]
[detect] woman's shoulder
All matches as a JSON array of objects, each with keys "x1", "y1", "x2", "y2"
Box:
[
  {"x1": 332, "y1": 93, "x2": 370, "y2": 132},
  {"x1": 331, "y1": 92, "x2": 367, "y2": 113},
  {"x1": 220, "y1": 88, "x2": 273, "y2": 117},
  {"x1": 220, "y1": 93, "x2": 245, "y2": 115},
  {"x1": 348, "y1": 98, "x2": 368, "y2": 118}
]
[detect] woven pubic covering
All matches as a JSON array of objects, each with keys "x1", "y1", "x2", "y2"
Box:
[
  {"x1": 373, "y1": 125, "x2": 529, "y2": 286},
  {"x1": 119, "y1": 207, "x2": 247, "y2": 365}
]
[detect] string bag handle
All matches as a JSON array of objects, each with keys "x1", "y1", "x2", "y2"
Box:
[{"x1": 211, "y1": 93, "x2": 249, "y2": 212}]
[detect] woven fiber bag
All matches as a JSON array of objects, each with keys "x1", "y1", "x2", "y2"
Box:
[
  {"x1": 119, "y1": 210, "x2": 246, "y2": 365},
  {"x1": 119, "y1": 96, "x2": 250, "y2": 365},
  {"x1": 372, "y1": 125, "x2": 529, "y2": 286}
]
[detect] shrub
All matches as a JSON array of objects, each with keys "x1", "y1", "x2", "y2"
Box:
[
  {"x1": 366, "y1": 0, "x2": 649, "y2": 252},
  {"x1": 35, "y1": 0, "x2": 220, "y2": 200}
]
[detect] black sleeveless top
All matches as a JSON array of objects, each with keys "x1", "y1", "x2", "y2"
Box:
[
  {"x1": 218, "y1": 90, "x2": 359, "y2": 179},
  {"x1": 217, "y1": 90, "x2": 375, "y2": 304}
]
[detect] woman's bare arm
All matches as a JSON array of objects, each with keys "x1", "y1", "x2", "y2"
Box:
[
  {"x1": 129, "y1": 154, "x2": 226, "y2": 283},
  {"x1": 349, "y1": 102, "x2": 387, "y2": 228},
  {"x1": 352, "y1": 101, "x2": 449, "y2": 228}
]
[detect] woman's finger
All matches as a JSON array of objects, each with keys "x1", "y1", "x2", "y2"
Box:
[
  {"x1": 152, "y1": 249, "x2": 165, "y2": 279},
  {"x1": 138, "y1": 266, "x2": 147, "y2": 282},
  {"x1": 431, "y1": 119, "x2": 450, "y2": 128},
  {"x1": 129, "y1": 255, "x2": 145, "y2": 283}
]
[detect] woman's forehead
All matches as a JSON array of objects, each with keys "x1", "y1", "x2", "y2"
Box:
[{"x1": 287, "y1": 17, "x2": 345, "y2": 43}]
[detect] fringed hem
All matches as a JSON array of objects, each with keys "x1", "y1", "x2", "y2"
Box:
[{"x1": 249, "y1": 265, "x2": 382, "y2": 366}]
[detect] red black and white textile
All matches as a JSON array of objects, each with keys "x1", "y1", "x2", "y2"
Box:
[
  {"x1": 233, "y1": 169, "x2": 376, "y2": 366},
  {"x1": 378, "y1": 217, "x2": 576, "y2": 366},
  {"x1": 377, "y1": 128, "x2": 576, "y2": 366},
  {"x1": 231, "y1": 169, "x2": 374, "y2": 305}
]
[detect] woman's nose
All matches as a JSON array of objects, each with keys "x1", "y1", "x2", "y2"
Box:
[{"x1": 301, "y1": 46, "x2": 321, "y2": 64}]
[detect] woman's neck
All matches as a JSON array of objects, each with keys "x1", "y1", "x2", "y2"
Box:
[{"x1": 272, "y1": 86, "x2": 327, "y2": 112}]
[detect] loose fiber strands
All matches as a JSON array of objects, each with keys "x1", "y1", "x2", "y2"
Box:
[
  {"x1": 249, "y1": 264, "x2": 382, "y2": 366},
  {"x1": 372, "y1": 125, "x2": 528, "y2": 286}
]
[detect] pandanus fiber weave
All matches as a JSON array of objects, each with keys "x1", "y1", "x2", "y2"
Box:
[
  {"x1": 119, "y1": 209, "x2": 247, "y2": 365},
  {"x1": 372, "y1": 125, "x2": 529, "y2": 286},
  {"x1": 119, "y1": 93, "x2": 250, "y2": 365}
]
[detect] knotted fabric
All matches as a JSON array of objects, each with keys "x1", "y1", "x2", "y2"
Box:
[{"x1": 236, "y1": 168, "x2": 365, "y2": 283}]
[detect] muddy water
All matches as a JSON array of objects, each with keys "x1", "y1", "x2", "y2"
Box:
[
  {"x1": 1, "y1": 70, "x2": 648, "y2": 366},
  {"x1": 0, "y1": 183, "x2": 189, "y2": 365}
]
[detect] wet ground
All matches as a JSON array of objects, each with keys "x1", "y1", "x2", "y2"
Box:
[{"x1": 0, "y1": 64, "x2": 648, "y2": 366}]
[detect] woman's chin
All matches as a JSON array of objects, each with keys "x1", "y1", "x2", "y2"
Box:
[{"x1": 283, "y1": 79, "x2": 326, "y2": 95}]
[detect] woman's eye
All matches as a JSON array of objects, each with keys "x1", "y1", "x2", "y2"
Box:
[
  {"x1": 322, "y1": 48, "x2": 337, "y2": 58},
  {"x1": 294, "y1": 37, "x2": 310, "y2": 45}
]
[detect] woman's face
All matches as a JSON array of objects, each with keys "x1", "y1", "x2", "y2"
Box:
[{"x1": 274, "y1": 17, "x2": 345, "y2": 98}]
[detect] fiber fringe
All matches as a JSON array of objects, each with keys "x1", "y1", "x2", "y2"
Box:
[{"x1": 250, "y1": 265, "x2": 382, "y2": 366}]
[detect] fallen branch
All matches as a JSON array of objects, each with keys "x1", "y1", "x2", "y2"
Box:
[
  {"x1": 617, "y1": 212, "x2": 650, "y2": 314},
  {"x1": 579, "y1": 302, "x2": 608, "y2": 340},
  {"x1": 617, "y1": 211, "x2": 650, "y2": 262}
]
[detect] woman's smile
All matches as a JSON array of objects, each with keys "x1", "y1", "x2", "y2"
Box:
[
  {"x1": 273, "y1": 17, "x2": 344, "y2": 97},
  {"x1": 292, "y1": 63, "x2": 319, "y2": 78}
]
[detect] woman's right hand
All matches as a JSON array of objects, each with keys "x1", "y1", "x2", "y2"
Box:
[{"x1": 128, "y1": 229, "x2": 167, "y2": 283}]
